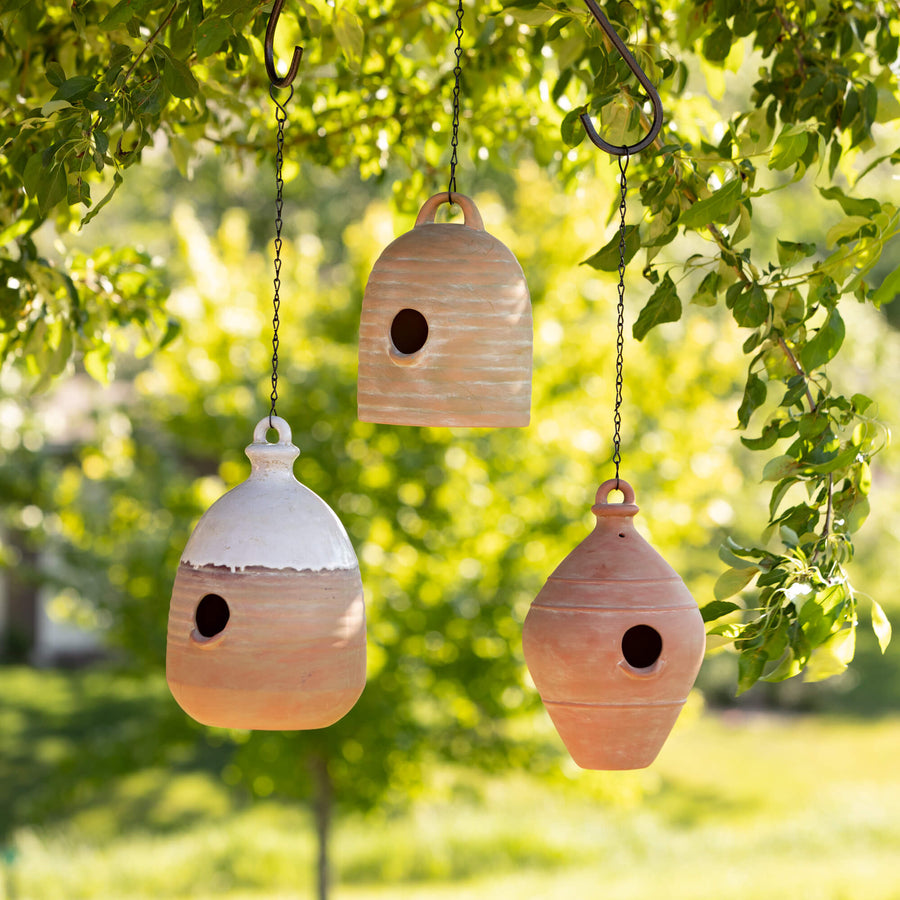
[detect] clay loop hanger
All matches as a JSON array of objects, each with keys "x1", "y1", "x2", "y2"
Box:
[
  {"x1": 265, "y1": 0, "x2": 303, "y2": 88},
  {"x1": 579, "y1": 0, "x2": 663, "y2": 155}
]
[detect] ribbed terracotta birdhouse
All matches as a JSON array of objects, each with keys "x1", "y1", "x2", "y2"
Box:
[
  {"x1": 167, "y1": 416, "x2": 366, "y2": 731},
  {"x1": 357, "y1": 192, "x2": 532, "y2": 427},
  {"x1": 523, "y1": 479, "x2": 704, "y2": 770}
]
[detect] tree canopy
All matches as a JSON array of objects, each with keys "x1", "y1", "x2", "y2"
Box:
[
  {"x1": 1, "y1": 2, "x2": 899, "y2": 873},
  {"x1": 2, "y1": 4, "x2": 899, "y2": 896}
]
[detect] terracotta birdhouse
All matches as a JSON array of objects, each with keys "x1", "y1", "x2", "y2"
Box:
[
  {"x1": 357, "y1": 192, "x2": 532, "y2": 427},
  {"x1": 522, "y1": 479, "x2": 705, "y2": 770},
  {"x1": 167, "y1": 416, "x2": 366, "y2": 731}
]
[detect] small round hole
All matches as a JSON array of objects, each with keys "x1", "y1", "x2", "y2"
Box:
[
  {"x1": 390, "y1": 308, "x2": 428, "y2": 354},
  {"x1": 618, "y1": 533, "x2": 625, "y2": 538},
  {"x1": 622, "y1": 624, "x2": 662, "y2": 669},
  {"x1": 195, "y1": 594, "x2": 230, "y2": 638}
]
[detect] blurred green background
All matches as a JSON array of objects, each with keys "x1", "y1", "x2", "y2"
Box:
[
  {"x1": 1, "y1": 138, "x2": 898, "y2": 898},
  {"x1": 2, "y1": 0, "x2": 900, "y2": 893}
]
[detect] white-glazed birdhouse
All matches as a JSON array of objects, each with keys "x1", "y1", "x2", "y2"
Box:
[
  {"x1": 523, "y1": 479, "x2": 704, "y2": 770},
  {"x1": 357, "y1": 192, "x2": 532, "y2": 427},
  {"x1": 167, "y1": 416, "x2": 366, "y2": 730}
]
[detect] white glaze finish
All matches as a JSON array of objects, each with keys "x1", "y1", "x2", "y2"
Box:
[{"x1": 180, "y1": 417, "x2": 358, "y2": 572}]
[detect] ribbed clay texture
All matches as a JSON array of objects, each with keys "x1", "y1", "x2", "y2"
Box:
[
  {"x1": 166, "y1": 417, "x2": 366, "y2": 730},
  {"x1": 523, "y1": 479, "x2": 705, "y2": 770},
  {"x1": 357, "y1": 193, "x2": 532, "y2": 427}
]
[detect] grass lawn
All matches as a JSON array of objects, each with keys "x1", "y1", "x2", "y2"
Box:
[{"x1": 2, "y1": 667, "x2": 899, "y2": 900}]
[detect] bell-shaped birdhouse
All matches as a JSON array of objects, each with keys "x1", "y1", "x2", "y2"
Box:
[
  {"x1": 523, "y1": 479, "x2": 704, "y2": 770},
  {"x1": 357, "y1": 192, "x2": 532, "y2": 427},
  {"x1": 167, "y1": 416, "x2": 366, "y2": 730}
]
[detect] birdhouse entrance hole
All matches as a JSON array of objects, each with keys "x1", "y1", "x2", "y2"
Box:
[
  {"x1": 622, "y1": 624, "x2": 662, "y2": 669},
  {"x1": 195, "y1": 593, "x2": 230, "y2": 638},
  {"x1": 390, "y1": 308, "x2": 428, "y2": 355}
]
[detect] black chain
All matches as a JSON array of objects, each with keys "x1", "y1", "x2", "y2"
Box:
[
  {"x1": 269, "y1": 84, "x2": 292, "y2": 427},
  {"x1": 448, "y1": 0, "x2": 464, "y2": 201},
  {"x1": 612, "y1": 151, "x2": 629, "y2": 485}
]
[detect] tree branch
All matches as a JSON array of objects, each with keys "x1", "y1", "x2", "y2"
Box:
[{"x1": 121, "y1": 2, "x2": 178, "y2": 88}]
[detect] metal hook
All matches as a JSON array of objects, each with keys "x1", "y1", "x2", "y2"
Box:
[
  {"x1": 265, "y1": 0, "x2": 303, "y2": 89},
  {"x1": 579, "y1": 0, "x2": 663, "y2": 156}
]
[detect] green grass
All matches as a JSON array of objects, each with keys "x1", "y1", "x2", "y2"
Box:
[{"x1": 2, "y1": 681, "x2": 900, "y2": 900}]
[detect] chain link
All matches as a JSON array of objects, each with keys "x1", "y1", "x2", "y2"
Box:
[
  {"x1": 448, "y1": 0, "x2": 464, "y2": 201},
  {"x1": 612, "y1": 151, "x2": 629, "y2": 484},
  {"x1": 269, "y1": 85, "x2": 292, "y2": 427}
]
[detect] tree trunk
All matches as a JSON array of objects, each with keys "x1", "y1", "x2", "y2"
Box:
[{"x1": 310, "y1": 753, "x2": 332, "y2": 900}]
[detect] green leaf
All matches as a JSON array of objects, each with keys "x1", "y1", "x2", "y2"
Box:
[
  {"x1": 871, "y1": 601, "x2": 892, "y2": 653},
  {"x1": 44, "y1": 62, "x2": 65, "y2": 86},
  {"x1": 772, "y1": 287, "x2": 805, "y2": 325},
  {"x1": 37, "y1": 163, "x2": 68, "y2": 215},
  {"x1": 825, "y1": 215, "x2": 871, "y2": 247},
  {"x1": 505, "y1": 5, "x2": 556, "y2": 25},
  {"x1": 762, "y1": 455, "x2": 799, "y2": 482},
  {"x1": 776, "y1": 239, "x2": 816, "y2": 267},
  {"x1": 561, "y1": 108, "x2": 586, "y2": 147},
  {"x1": 818, "y1": 185, "x2": 880, "y2": 218},
  {"x1": 163, "y1": 56, "x2": 199, "y2": 99},
  {"x1": 80, "y1": 172, "x2": 124, "y2": 228},
  {"x1": 742, "y1": 420, "x2": 780, "y2": 451},
  {"x1": 761, "y1": 650, "x2": 803, "y2": 683},
  {"x1": 700, "y1": 600, "x2": 742, "y2": 623},
  {"x1": 196, "y1": 17, "x2": 233, "y2": 59},
  {"x1": 737, "y1": 371, "x2": 767, "y2": 428},
  {"x1": 737, "y1": 649, "x2": 767, "y2": 694},
  {"x1": 690, "y1": 270, "x2": 720, "y2": 307},
  {"x1": 870, "y1": 265, "x2": 900, "y2": 308},
  {"x1": 702, "y1": 23, "x2": 733, "y2": 63},
  {"x1": 632, "y1": 273, "x2": 681, "y2": 340},
  {"x1": 100, "y1": 0, "x2": 138, "y2": 29},
  {"x1": 804, "y1": 626, "x2": 856, "y2": 682},
  {"x1": 768, "y1": 477, "x2": 798, "y2": 517},
  {"x1": 732, "y1": 283, "x2": 768, "y2": 328},
  {"x1": 718, "y1": 542, "x2": 761, "y2": 570},
  {"x1": 799, "y1": 307, "x2": 844, "y2": 372},
  {"x1": 769, "y1": 125, "x2": 809, "y2": 170},
  {"x1": 334, "y1": 7, "x2": 365, "y2": 69},
  {"x1": 714, "y1": 566, "x2": 756, "y2": 601},
  {"x1": 678, "y1": 178, "x2": 741, "y2": 230},
  {"x1": 52, "y1": 76, "x2": 97, "y2": 102},
  {"x1": 581, "y1": 225, "x2": 639, "y2": 271},
  {"x1": 41, "y1": 100, "x2": 73, "y2": 116}
]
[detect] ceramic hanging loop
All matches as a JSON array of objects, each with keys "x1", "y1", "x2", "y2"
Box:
[
  {"x1": 265, "y1": 0, "x2": 303, "y2": 88},
  {"x1": 579, "y1": 0, "x2": 663, "y2": 155}
]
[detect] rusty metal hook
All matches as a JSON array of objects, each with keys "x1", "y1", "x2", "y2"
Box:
[
  {"x1": 579, "y1": 0, "x2": 663, "y2": 156},
  {"x1": 265, "y1": 0, "x2": 303, "y2": 89}
]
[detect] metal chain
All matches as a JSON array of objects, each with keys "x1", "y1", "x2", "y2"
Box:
[
  {"x1": 448, "y1": 0, "x2": 464, "y2": 201},
  {"x1": 612, "y1": 151, "x2": 629, "y2": 485},
  {"x1": 269, "y1": 84, "x2": 292, "y2": 427}
]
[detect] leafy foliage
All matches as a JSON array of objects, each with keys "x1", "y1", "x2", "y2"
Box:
[{"x1": 0, "y1": 1, "x2": 897, "y2": 733}]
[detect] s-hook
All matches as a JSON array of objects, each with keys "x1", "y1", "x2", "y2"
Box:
[
  {"x1": 579, "y1": 0, "x2": 663, "y2": 155},
  {"x1": 265, "y1": 0, "x2": 303, "y2": 88}
]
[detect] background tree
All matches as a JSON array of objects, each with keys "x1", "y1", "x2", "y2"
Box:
[{"x1": 1, "y1": 1, "x2": 898, "y2": 896}]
